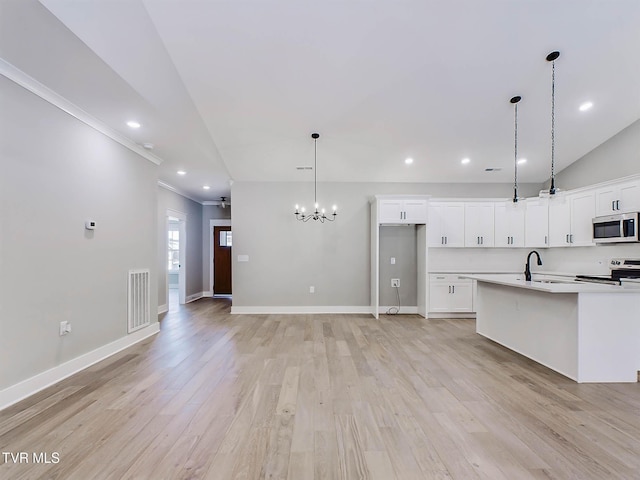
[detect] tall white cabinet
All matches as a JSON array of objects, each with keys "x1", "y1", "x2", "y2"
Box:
[{"x1": 371, "y1": 195, "x2": 429, "y2": 319}]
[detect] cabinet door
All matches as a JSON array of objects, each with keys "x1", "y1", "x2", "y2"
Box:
[
  {"x1": 548, "y1": 197, "x2": 571, "y2": 247},
  {"x1": 441, "y1": 204, "x2": 465, "y2": 247},
  {"x1": 428, "y1": 281, "x2": 453, "y2": 312},
  {"x1": 595, "y1": 186, "x2": 618, "y2": 216},
  {"x1": 449, "y1": 281, "x2": 473, "y2": 312},
  {"x1": 525, "y1": 199, "x2": 549, "y2": 248},
  {"x1": 619, "y1": 181, "x2": 640, "y2": 213},
  {"x1": 427, "y1": 205, "x2": 444, "y2": 246},
  {"x1": 378, "y1": 199, "x2": 404, "y2": 223},
  {"x1": 403, "y1": 199, "x2": 428, "y2": 223},
  {"x1": 464, "y1": 203, "x2": 494, "y2": 247},
  {"x1": 495, "y1": 202, "x2": 526, "y2": 248},
  {"x1": 569, "y1": 191, "x2": 595, "y2": 246}
]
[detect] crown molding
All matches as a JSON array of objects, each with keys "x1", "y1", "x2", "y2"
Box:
[{"x1": 0, "y1": 57, "x2": 163, "y2": 166}]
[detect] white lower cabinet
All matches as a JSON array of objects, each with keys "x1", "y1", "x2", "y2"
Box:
[{"x1": 429, "y1": 275, "x2": 474, "y2": 313}]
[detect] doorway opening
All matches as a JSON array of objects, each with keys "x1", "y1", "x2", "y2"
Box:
[{"x1": 167, "y1": 210, "x2": 187, "y2": 311}]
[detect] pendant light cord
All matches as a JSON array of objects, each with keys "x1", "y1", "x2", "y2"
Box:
[
  {"x1": 550, "y1": 57, "x2": 557, "y2": 194},
  {"x1": 314, "y1": 136, "x2": 317, "y2": 207},
  {"x1": 514, "y1": 101, "x2": 518, "y2": 202}
]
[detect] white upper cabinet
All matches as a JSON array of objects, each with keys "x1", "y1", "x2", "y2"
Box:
[
  {"x1": 524, "y1": 198, "x2": 549, "y2": 248},
  {"x1": 595, "y1": 179, "x2": 640, "y2": 216},
  {"x1": 494, "y1": 202, "x2": 526, "y2": 248},
  {"x1": 427, "y1": 202, "x2": 465, "y2": 247},
  {"x1": 570, "y1": 191, "x2": 596, "y2": 246},
  {"x1": 377, "y1": 197, "x2": 428, "y2": 224},
  {"x1": 464, "y1": 203, "x2": 494, "y2": 247},
  {"x1": 548, "y1": 191, "x2": 595, "y2": 247}
]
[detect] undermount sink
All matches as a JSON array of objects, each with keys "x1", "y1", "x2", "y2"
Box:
[{"x1": 532, "y1": 279, "x2": 575, "y2": 284}]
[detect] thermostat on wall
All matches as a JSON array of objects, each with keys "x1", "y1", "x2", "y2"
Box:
[{"x1": 85, "y1": 220, "x2": 97, "y2": 230}]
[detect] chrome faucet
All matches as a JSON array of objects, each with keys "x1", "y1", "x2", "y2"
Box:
[{"x1": 524, "y1": 250, "x2": 542, "y2": 281}]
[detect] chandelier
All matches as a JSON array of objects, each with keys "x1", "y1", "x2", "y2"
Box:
[{"x1": 294, "y1": 133, "x2": 337, "y2": 222}]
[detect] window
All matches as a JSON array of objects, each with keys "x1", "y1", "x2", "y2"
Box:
[
  {"x1": 219, "y1": 230, "x2": 232, "y2": 247},
  {"x1": 168, "y1": 229, "x2": 179, "y2": 271}
]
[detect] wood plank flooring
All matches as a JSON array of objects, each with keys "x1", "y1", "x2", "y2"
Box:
[{"x1": 1, "y1": 298, "x2": 640, "y2": 479}]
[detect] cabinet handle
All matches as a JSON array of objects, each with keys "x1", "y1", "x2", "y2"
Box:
[
  {"x1": 452, "y1": 285, "x2": 455, "y2": 294},
  {"x1": 616, "y1": 200, "x2": 620, "y2": 210},
  {"x1": 481, "y1": 236, "x2": 484, "y2": 245},
  {"x1": 570, "y1": 234, "x2": 574, "y2": 243},
  {"x1": 566, "y1": 234, "x2": 569, "y2": 243},
  {"x1": 445, "y1": 236, "x2": 447, "y2": 245},
  {"x1": 544, "y1": 235, "x2": 548, "y2": 245},
  {"x1": 448, "y1": 285, "x2": 451, "y2": 293},
  {"x1": 612, "y1": 200, "x2": 615, "y2": 211}
]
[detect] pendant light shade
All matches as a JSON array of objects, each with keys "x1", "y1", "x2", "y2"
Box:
[
  {"x1": 294, "y1": 133, "x2": 337, "y2": 222},
  {"x1": 510, "y1": 95, "x2": 522, "y2": 203}
]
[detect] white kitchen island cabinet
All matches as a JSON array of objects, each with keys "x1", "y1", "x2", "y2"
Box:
[{"x1": 466, "y1": 274, "x2": 640, "y2": 383}]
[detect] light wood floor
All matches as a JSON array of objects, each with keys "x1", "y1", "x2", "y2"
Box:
[{"x1": 2, "y1": 299, "x2": 640, "y2": 479}]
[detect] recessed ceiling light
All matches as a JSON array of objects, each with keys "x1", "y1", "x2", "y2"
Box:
[
  {"x1": 203, "y1": 185, "x2": 210, "y2": 190},
  {"x1": 177, "y1": 170, "x2": 186, "y2": 175},
  {"x1": 127, "y1": 121, "x2": 141, "y2": 129},
  {"x1": 461, "y1": 158, "x2": 470, "y2": 165},
  {"x1": 405, "y1": 157, "x2": 414, "y2": 165},
  {"x1": 579, "y1": 101, "x2": 593, "y2": 112},
  {"x1": 517, "y1": 158, "x2": 527, "y2": 165}
]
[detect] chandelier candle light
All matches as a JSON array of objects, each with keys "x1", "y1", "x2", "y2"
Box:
[{"x1": 294, "y1": 133, "x2": 337, "y2": 222}]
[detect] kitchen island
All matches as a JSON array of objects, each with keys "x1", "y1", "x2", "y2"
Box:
[{"x1": 464, "y1": 274, "x2": 640, "y2": 383}]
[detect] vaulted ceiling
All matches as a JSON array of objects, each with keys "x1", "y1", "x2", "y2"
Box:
[{"x1": 5, "y1": 1, "x2": 640, "y2": 202}]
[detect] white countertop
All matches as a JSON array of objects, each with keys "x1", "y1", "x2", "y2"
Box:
[{"x1": 464, "y1": 273, "x2": 640, "y2": 294}]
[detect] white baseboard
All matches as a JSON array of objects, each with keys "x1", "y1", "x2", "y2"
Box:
[
  {"x1": 0, "y1": 323, "x2": 160, "y2": 411},
  {"x1": 231, "y1": 306, "x2": 373, "y2": 315},
  {"x1": 202, "y1": 290, "x2": 213, "y2": 298},
  {"x1": 185, "y1": 292, "x2": 205, "y2": 304},
  {"x1": 158, "y1": 304, "x2": 168, "y2": 315},
  {"x1": 427, "y1": 312, "x2": 476, "y2": 319},
  {"x1": 379, "y1": 306, "x2": 419, "y2": 314}
]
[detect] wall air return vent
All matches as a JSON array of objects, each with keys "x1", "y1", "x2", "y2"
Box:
[{"x1": 128, "y1": 269, "x2": 150, "y2": 333}]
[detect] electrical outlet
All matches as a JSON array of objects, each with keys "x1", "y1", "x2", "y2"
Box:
[
  {"x1": 309, "y1": 286, "x2": 315, "y2": 293},
  {"x1": 390, "y1": 257, "x2": 396, "y2": 265},
  {"x1": 391, "y1": 278, "x2": 400, "y2": 288},
  {"x1": 59, "y1": 321, "x2": 70, "y2": 336}
]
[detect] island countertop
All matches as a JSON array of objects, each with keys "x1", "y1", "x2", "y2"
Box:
[{"x1": 463, "y1": 273, "x2": 640, "y2": 294}]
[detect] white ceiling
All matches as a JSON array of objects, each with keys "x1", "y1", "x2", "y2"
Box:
[{"x1": 22, "y1": 1, "x2": 640, "y2": 201}]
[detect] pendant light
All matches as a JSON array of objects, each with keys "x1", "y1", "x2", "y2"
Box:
[
  {"x1": 510, "y1": 95, "x2": 522, "y2": 203},
  {"x1": 547, "y1": 50, "x2": 560, "y2": 195},
  {"x1": 294, "y1": 133, "x2": 337, "y2": 222}
]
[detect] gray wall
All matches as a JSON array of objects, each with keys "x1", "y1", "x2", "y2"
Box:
[
  {"x1": 202, "y1": 204, "x2": 232, "y2": 294},
  {"x1": 231, "y1": 181, "x2": 541, "y2": 307},
  {"x1": 379, "y1": 226, "x2": 417, "y2": 307},
  {"x1": 554, "y1": 119, "x2": 640, "y2": 190},
  {"x1": 543, "y1": 119, "x2": 640, "y2": 273},
  {"x1": 157, "y1": 187, "x2": 204, "y2": 307},
  {"x1": 0, "y1": 75, "x2": 158, "y2": 391}
]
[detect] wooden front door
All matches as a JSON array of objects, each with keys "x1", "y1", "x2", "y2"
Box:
[{"x1": 213, "y1": 226, "x2": 232, "y2": 295}]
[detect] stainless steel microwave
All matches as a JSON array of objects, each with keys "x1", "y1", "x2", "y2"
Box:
[{"x1": 592, "y1": 212, "x2": 639, "y2": 243}]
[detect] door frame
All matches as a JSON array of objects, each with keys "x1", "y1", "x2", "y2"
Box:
[
  {"x1": 209, "y1": 219, "x2": 232, "y2": 296},
  {"x1": 167, "y1": 209, "x2": 187, "y2": 306}
]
